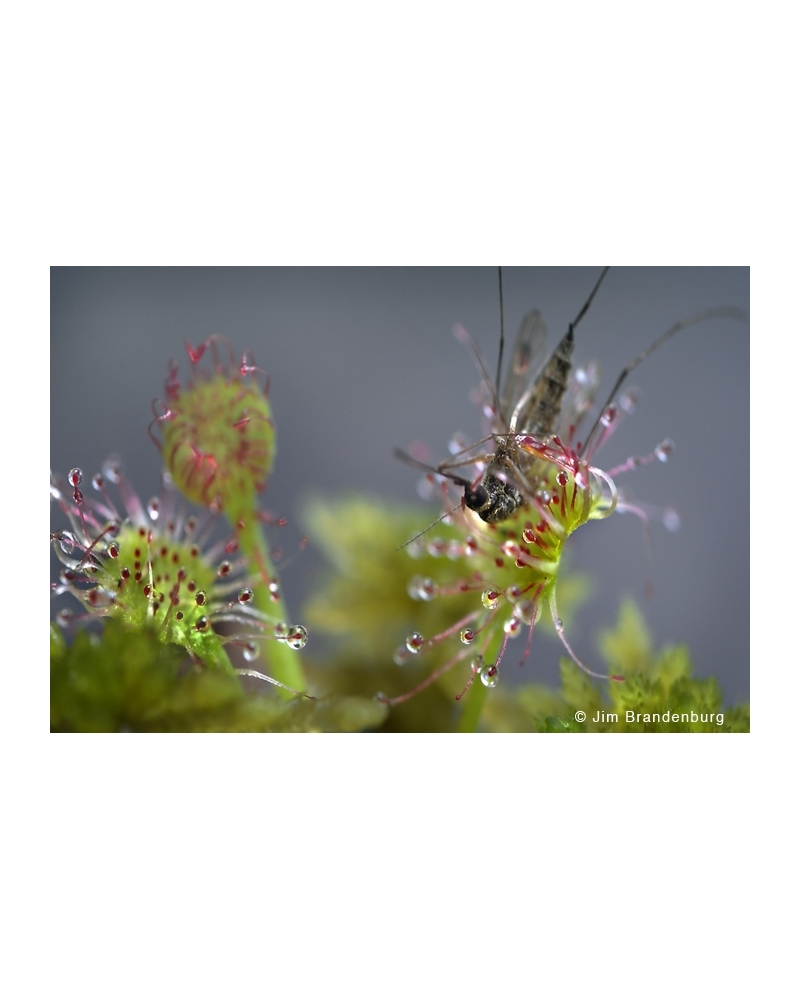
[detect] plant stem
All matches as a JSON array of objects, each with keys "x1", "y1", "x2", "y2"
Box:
[
  {"x1": 456, "y1": 681, "x2": 488, "y2": 732},
  {"x1": 236, "y1": 515, "x2": 308, "y2": 698}
]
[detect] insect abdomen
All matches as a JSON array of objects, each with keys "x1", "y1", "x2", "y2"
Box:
[{"x1": 522, "y1": 328, "x2": 574, "y2": 439}]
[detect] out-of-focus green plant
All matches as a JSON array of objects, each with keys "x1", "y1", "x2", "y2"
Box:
[
  {"x1": 155, "y1": 337, "x2": 306, "y2": 695},
  {"x1": 50, "y1": 620, "x2": 386, "y2": 733},
  {"x1": 301, "y1": 501, "x2": 748, "y2": 733},
  {"x1": 480, "y1": 600, "x2": 749, "y2": 733},
  {"x1": 301, "y1": 496, "x2": 590, "y2": 732}
]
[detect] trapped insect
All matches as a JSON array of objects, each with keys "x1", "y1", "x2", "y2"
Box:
[
  {"x1": 387, "y1": 267, "x2": 749, "y2": 707},
  {"x1": 396, "y1": 267, "x2": 610, "y2": 530}
]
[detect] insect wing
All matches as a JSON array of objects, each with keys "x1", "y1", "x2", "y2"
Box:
[{"x1": 500, "y1": 309, "x2": 549, "y2": 430}]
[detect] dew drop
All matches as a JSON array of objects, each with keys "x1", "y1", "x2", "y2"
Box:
[
  {"x1": 195, "y1": 616, "x2": 210, "y2": 632},
  {"x1": 655, "y1": 439, "x2": 675, "y2": 462},
  {"x1": 237, "y1": 587, "x2": 254, "y2": 605},
  {"x1": 460, "y1": 628, "x2": 476, "y2": 645},
  {"x1": 393, "y1": 645, "x2": 411, "y2": 666},
  {"x1": 268, "y1": 581, "x2": 281, "y2": 602},
  {"x1": 505, "y1": 584, "x2": 522, "y2": 601},
  {"x1": 218, "y1": 560, "x2": 232, "y2": 577},
  {"x1": 243, "y1": 642, "x2": 259, "y2": 662},
  {"x1": 448, "y1": 432, "x2": 470, "y2": 455},
  {"x1": 56, "y1": 531, "x2": 78, "y2": 555},
  {"x1": 55, "y1": 608, "x2": 74, "y2": 627},
  {"x1": 480, "y1": 663, "x2": 499, "y2": 688},
  {"x1": 556, "y1": 471, "x2": 569, "y2": 487},
  {"x1": 504, "y1": 617, "x2": 522, "y2": 638},
  {"x1": 600, "y1": 405, "x2": 616, "y2": 428},
  {"x1": 470, "y1": 654, "x2": 484, "y2": 672},
  {"x1": 91, "y1": 473, "x2": 104, "y2": 491},
  {"x1": 620, "y1": 389, "x2": 639, "y2": 414},
  {"x1": 501, "y1": 540, "x2": 518, "y2": 558},
  {"x1": 405, "y1": 632, "x2": 425, "y2": 654},
  {"x1": 465, "y1": 535, "x2": 479, "y2": 554},
  {"x1": 515, "y1": 599, "x2": 536, "y2": 623},
  {"x1": 273, "y1": 621, "x2": 289, "y2": 638},
  {"x1": 68, "y1": 468, "x2": 83, "y2": 488},
  {"x1": 556, "y1": 617, "x2": 563, "y2": 629},
  {"x1": 102, "y1": 459, "x2": 122, "y2": 484},
  {"x1": 147, "y1": 497, "x2": 160, "y2": 520},
  {"x1": 417, "y1": 577, "x2": 438, "y2": 601},
  {"x1": 195, "y1": 591, "x2": 207, "y2": 606},
  {"x1": 427, "y1": 537, "x2": 447, "y2": 558},
  {"x1": 536, "y1": 490, "x2": 552, "y2": 505},
  {"x1": 286, "y1": 625, "x2": 308, "y2": 650},
  {"x1": 417, "y1": 476, "x2": 437, "y2": 502},
  {"x1": 481, "y1": 588, "x2": 500, "y2": 610},
  {"x1": 522, "y1": 527, "x2": 536, "y2": 544},
  {"x1": 107, "y1": 542, "x2": 120, "y2": 559}
]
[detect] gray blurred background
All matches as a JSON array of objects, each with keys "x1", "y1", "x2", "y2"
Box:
[{"x1": 50, "y1": 267, "x2": 749, "y2": 703}]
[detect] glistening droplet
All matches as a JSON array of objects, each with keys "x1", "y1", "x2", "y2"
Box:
[
  {"x1": 481, "y1": 588, "x2": 500, "y2": 610},
  {"x1": 405, "y1": 632, "x2": 425, "y2": 654},
  {"x1": 285, "y1": 625, "x2": 308, "y2": 650},
  {"x1": 480, "y1": 664, "x2": 499, "y2": 688}
]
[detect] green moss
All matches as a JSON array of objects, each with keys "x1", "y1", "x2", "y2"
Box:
[
  {"x1": 483, "y1": 600, "x2": 750, "y2": 733},
  {"x1": 50, "y1": 620, "x2": 386, "y2": 733}
]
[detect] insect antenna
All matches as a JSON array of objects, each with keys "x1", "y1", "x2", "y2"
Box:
[
  {"x1": 580, "y1": 305, "x2": 749, "y2": 457},
  {"x1": 395, "y1": 502, "x2": 465, "y2": 551},
  {"x1": 494, "y1": 266, "x2": 505, "y2": 398},
  {"x1": 570, "y1": 266, "x2": 610, "y2": 332},
  {"x1": 392, "y1": 448, "x2": 471, "y2": 550}
]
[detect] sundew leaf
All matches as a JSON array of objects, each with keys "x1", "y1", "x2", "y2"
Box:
[{"x1": 302, "y1": 495, "x2": 591, "y2": 731}]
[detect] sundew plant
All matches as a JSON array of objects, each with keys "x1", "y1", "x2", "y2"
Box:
[{"x1": 50, "y1": 267, "x2": 750, "y2": 733}]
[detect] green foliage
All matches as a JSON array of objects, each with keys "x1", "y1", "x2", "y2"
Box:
[
  {"x1": 482, "y1": 600, "x2": 750, "y2": 733},
  {"x1": 50, "y1": 620, "x2": 387, "y2": 733},
  {"x1": 301, "y1": 495, "x2": 591, "y2": 733}
]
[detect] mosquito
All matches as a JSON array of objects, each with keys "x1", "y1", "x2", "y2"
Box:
[
  {"x1": 395, "y1": 266, "x2": 609, "y2": 540},
  {"x1": 386, "y1": 268, "x2": 749, "y2": 704},
  {"x1": 396, "y1": 267, "x2": 747, "y2": 539}
]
